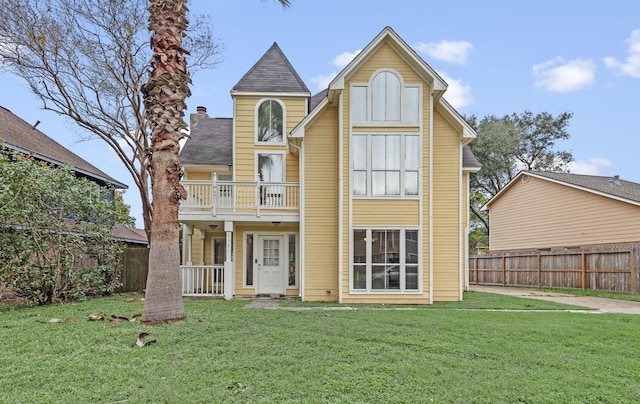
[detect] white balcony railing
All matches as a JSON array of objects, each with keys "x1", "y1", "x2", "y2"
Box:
[
  {"x1": 180, "y1": 180, "x2": 299, "y2": 215},
  {"x1": 181, "y1": 265, "x2": 224, "y2": 296}
]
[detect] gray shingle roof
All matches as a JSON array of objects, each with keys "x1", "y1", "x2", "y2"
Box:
[
  {"x1": 463, "y1": 146, "x2": 481, "y2": 169},
  {"x1": 0, "y1": 106, "x2": 125, "y2": 188},
  {"x1": 528, "y1": 171, "x2": 640, "y2": 204},
  {"x1": 310, "y1": 89, "x2": 328, "y2": 112},
  {"x1": 232, "y1": 42, "x2": 310, "y2": 94},
  {"x1": 180, "y1": 117, "x2": 233, "y2": 166}
]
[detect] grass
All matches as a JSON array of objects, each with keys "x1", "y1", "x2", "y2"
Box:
[
  {"x1": 2, "y1": 292, "x2": 640, "y2": 403},
  {"x1": 537, "y1": 287, "x2": 640, "y2": 302}
]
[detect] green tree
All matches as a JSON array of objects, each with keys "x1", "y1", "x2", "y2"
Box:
[
  {"x1": 467, "y1": 111, "x2": 574, "y2": 250},
  {"x1": 0, "y1": 0, "x2": 220, "y2": 236},
  {"x1": 0, "y1": 147, "x2": 122, "y2": 305}
]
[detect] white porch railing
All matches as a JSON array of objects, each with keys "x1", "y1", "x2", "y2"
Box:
[
  {"x1": 180, "y1": 180, "x2": 299, "y2": 215},
  {"x1": 181, "y1": 265, "x2": 224, "y2": 296}
]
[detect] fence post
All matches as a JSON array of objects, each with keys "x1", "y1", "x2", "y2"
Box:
[
  {"x1": 502, "y1": 256, "x2": 506, "y2": 287},
  {"x1": 475, "y1": 257, "x2": 479, "y2": 285},
  {"x1": 631, "y1": 247, "x2": 637, "y2": 295},
  {"x1": 537, "y1": 254, "x2": 541, "y2": 288},
  {"x1": 581, "y1": 252, "x2": 586, "y2": 290}
]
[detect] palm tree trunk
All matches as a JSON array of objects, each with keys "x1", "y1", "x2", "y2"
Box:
[{"x1": 141, "y1": 0, "x2": 191, "y2": 324}]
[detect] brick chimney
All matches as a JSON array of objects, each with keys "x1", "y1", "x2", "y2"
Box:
[{"x1": 190, "y1": 106, "x2": 208, "y2": 129}]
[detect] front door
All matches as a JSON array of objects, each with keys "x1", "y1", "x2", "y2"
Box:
[{"x1": 257, "y1": 236, "x2": 284, "y2": 294}]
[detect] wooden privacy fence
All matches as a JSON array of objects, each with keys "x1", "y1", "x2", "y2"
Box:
[
  {"x1": 469, "y1": 246, "x2": 640, "y2": 294},
  {"x1": 118, "y1": 248, "x2": 149, "y2": 292}
]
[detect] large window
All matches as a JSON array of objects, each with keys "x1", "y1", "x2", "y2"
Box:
[
  {"x1": 352, "y1": 229, "x2": 419, "y2": 292},
  {"x1": 352, "y1": 134, "x2": 419, "y2": 196},
  {"x1": 257, "y1": 99, "x2": 284, "y2": 143},
  {"x1": 351, "y1": 71, "x2": 421, "y2": 123}
]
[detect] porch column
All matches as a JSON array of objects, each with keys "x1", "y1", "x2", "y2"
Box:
[
  {"x1": 183, "y1": 224, "x2": 193, "y2": 265},
  {"x1": 223, "y1": 220, "x2": 234, "y2": 300}
]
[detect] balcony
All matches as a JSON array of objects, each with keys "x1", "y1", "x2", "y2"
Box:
[{"x1": 180, "y1": 180, "x2": 300, "y2": 220}]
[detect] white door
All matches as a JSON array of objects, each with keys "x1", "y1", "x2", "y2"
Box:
[{"x1": 257, "y1": 236, "x2": 284, "y2": 294}]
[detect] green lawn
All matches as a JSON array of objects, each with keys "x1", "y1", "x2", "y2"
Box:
[{"x1": 2, "y1": 292, "x2": 639, "y2": 403}]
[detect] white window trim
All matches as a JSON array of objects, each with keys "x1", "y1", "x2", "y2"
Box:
[
  {"x1": 349, "y1": 227, "x2": 422, "y2": 294},
  {"x1": 254, "y1": 98, "x2": 287, "y2": 146},
  {"x1": 350, "y1": 132, "x2": 421, "y2": 198}
]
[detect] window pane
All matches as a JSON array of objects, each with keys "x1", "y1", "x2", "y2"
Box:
[
  {"x1": 405, "y1": 171, "x2": 418, "y2": 195},
  {"x1": 372, "y1": 171, "x2": 386, "y2": 195},
  {"x1": 385, "y1": 72, "x2": 401, "y2": 121},
  {"x1": 371, "y1": 230, "x2": 385, "y2": 263},
  {"x1": 405, "y1": 231, "x2": 418, "y2": 264},
  {"x1": 386, "y1": 136, "x2": 400, "y2": 170},
  {"x1": 288, "y1": 235, "x2": 296, "y2": 286},
  {"x1": 214, "y1": 239, "x2": 225, "y2": 265},
  {"x1": 405, "y1": 86, "x2": 420, "y2": 122},
  {"x1": 258, "y1": 154, "x2": 283, "y2": 182},
  {"x1": 353, "y1": 171, "x2": 367, "y2": 195},
  {"x1": 405, "y1": 266, "x2": 418, "y2": 290},
  {"x1": 371, "y1": 73, "x2": 385, "y2": 120},
  {"x1": 387, "y1": 172, "x2": 400, "y2": 195},
  {"x1": 353, "y1": 136, "x2": 367, "y2": 170},
  {"x1": 371, "y1": 265, "x2": 386, "y2": 289},
  {"x1": 353, "y1": 230, "x2": 367, "y2": 264},
  {"x1": 245, "y1": 234, "x2": 253, "y2": 286},
  {"x1": 353, "y1": 265, "x2": 366, "y2": 289},
  {"x1": 351, "y1": 86, "x2": 367, "y2": 121},
  {"x1": 371, "y1": 136, "x2": 385, "y2": 170},
  {"x1": 258, "y1": 100, "x2": 283, "y2": 142},
  {"x1": 405, "y1": 136, "x2": 419, "y2": 170}
]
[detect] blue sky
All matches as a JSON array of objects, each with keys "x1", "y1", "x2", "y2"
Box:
[{"x1": 1, "y1": 0, "x2": 639, "y2": 227}]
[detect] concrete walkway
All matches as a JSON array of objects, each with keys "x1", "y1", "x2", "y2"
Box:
[{"x1": 470, "y1": 285, "x2": 640, "y2": 314}]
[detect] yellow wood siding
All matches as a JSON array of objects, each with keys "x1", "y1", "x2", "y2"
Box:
[
  {"x1": 233, "y1": 96, "x2": 304, "y2": 183},
  {"x1": 352, "y1": 200, "x2": 419, "y2": 226},
  {"x1": 489, "y1": 176, "x2": 640, "y2": 251},
  {"x1": 431, "y1": 110, "x2": 462, "y2": 301},
  {"x1": 348, "y1": 42, "x2": 422, "y2": 84},
  {"x1": 303, "y1": 106, "x2": 339, "y2": 302}
]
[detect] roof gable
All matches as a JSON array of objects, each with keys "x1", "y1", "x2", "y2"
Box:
[
  {"x1": 0, "y1": 106, "x2": 126, "y2": 188},
  {"x1": 328, "y1": 26, "x2": 447, "y2": 103},
  {"x1": 231, "y1": 42, "x2": 310, "y2": 94},
  {"x1": 486, "y1": 171, "x2": 640, "y2": 209}
]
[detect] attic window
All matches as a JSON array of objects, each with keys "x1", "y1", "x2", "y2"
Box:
[
  {"x1": 257, "y1": 99, "x2": 284, "y2": 143},
  {"x1": 372, "y1": 71, "x2": 401, "y2": 121}
]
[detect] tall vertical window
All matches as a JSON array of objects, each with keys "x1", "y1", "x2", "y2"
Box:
[
  {"x1": 288, "y1": 235, "x2": 297, "y2": 287},
  {"x1": 257, "y1": 99, "x2": 283, "y2": 143},
  {"x1": 352, "y1": 229, "x2": 419, "y2": 292},
  {"x1": 352, "y1": 134, "x2": 419, "y2": 197},
  {"x1": 371, "y1": 71, "x2": 401, "y2": 121},
  {"x1": 245, "y1": 234, "x2": 254, "y2": 286}
]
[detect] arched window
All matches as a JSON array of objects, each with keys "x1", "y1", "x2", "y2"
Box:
[
  {"x1": 371, "y1": 71, "x2": 401, "y2": 121},
  {"x1": 257, "y1": 99, "x2": 283, "y2": 143}
]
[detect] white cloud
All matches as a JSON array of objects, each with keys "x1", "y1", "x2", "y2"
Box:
[
  {"x1": 439, "y1": 72, "x2": 473, "y2": 109},
  {"x1": 333, "y1": 49, "x2": 361, "y2": 68},
  {"x1": 414, "y1": 40, "x2": 473, "y2": 64},
  {"x1": 309, "y1": 72, "x2": 337, "y2": 91},
  {"x1": 604, "y1": 29, "x2": 640, "y2": 78},
  {"x1": 532, "y1": 57, "x2": 596, "y2": 93},
  {"x1": 568, "y1": 157, "x2": 612, "y2": 175}
]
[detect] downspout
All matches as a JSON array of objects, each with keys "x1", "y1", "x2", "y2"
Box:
[
  {"x1": 458, "y1": 146, "x2": 464, "y2": 300},
  {"x1": 338, "y1": 92, "x2": 344, "y2": 304},
  {"x1": 429, "y1": 90, "x2": 434, "y2": 304}
]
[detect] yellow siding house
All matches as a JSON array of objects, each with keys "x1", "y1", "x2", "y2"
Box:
[{"x1": 178, "y1": 27, "x2": 481, "y2": 304}]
